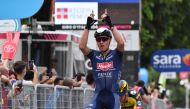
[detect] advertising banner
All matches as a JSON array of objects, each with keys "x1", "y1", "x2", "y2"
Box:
[
  {"x1": 54, "y1": 0, "x2": 140, "y2": 29},
  {"x1": 151, "y1": 49, "x2": 190, "y2": 72},
  {"x1": 55, "y1": 2, "x2": 98, "y2": 24}
]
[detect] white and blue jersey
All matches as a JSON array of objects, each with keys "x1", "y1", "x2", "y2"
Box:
[{"x1": 85, "y1": 49, "x2": 123, "y2": 109}]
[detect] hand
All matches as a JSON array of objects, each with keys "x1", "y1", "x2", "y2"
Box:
[
  {"x1": 2, "y1": 32, "x2": 20, "y2": 60},
  {"x1": 14, "y1": 86, "x2": 23, "y2": 96},
  {"x1": 101, "y1": 9, "x2": 114, "y2": 28},
  {"x1": 85, "y1": 11, "x2": 97, "y2": 30},
  {"x1": 85, "y1": 17, "x2": 97, "y2": 30},
  {"x1": 102, "y1": 16, "x2": 114, "y2": 28},
  {"x1": 32, "y1": 64, "x2": 38, "y2": 73}
]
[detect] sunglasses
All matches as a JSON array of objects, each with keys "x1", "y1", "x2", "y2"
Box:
[{"x1": 96, "y1": 37, "x2": 109, "y2": 42}]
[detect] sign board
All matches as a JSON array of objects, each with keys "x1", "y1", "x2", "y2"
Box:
[
  {"x1": 151, "y1": 49, "x2": 190, "y2": 72},
  {"x1": 0, "y1": 19, "x2": 20, "y2": 32},
  {"x1": 179, "y1": 72, "x2": 189, "y2": 80},
  {"x1": 160, "y1": 72, "x2": 176, "y2": 79},
  {"x1": 55, "y1": 2, "x2": 98, "y2": 24},
  {"x1": 54, "y1": 0, "x2": 140, "y2": 26}
]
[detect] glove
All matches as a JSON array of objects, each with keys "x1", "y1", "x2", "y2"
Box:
[
  {"x1": 85, "y1": 16, "x2": 97, "y2": 30},
  {"x1": 102, "y1": 15, "x2": 114, "y2": 28},
  {"x1": 2, "y1": 32, "x2": 20, "y2": 60}
]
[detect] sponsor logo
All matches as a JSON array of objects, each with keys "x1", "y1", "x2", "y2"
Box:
[
  {"x1": 97, "y1": 62, "x2": 113, "y2": 71},
  {"x1": 3, "y1": 43, "x2": 16, "y2": 53},
  {"x1": 152, "y1": 54, "x2": 181, "y2": 69},
  {"x1": 98, "y1": 72, "x2": 112, "y2": 78},
  {"x1": 183, "y1": 54, "x2": 190, "y2": 66},
  {"x1": 151, "y1": 49, "x2": 190, "y2": 72},
  {"x1": 56, "y1": 8, "x2": 68, "y2": 19},
  {"x1": 55, "y1": 2, "x2": 97, "y2": 24}
]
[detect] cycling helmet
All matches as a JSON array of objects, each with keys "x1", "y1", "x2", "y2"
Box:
[
  {"x1": 94, "y1": 27, "x2": 112, "y2": 38},
  {"x1": 119, "y1": 80, "x2": 129, "y2": 96}
]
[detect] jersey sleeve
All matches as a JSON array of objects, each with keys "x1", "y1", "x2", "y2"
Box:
[
  {"x1": 115, "y1": 48, "x2": 123, "y2": 58},
  {"x1": 86, "y1": 49, "x2": 94, "y2": 59}
]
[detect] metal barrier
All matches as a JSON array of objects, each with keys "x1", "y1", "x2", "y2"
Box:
[
  {"x1": 54, "y1": 85, "x2": 71, "y2": 109},
  {"x1": 83, "y1": 88, "x2": 95, "y2": 107},
  {"x1": 10, "y1": 83, "x2": 36, "y2": 109},
  {"x1": 142, "y1": 97, "x2": 167, "y2": 109},
  {"x1": 35, "y1": 84, "x2": 55, "y2": 109},
  {"x1": 71, "y1": 87, "x2": 84, "y2": 109},
  {"x1": 0, "y1": 82, "x2": 169, "y2": 109}
]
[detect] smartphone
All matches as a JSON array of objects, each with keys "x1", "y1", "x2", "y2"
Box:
[{"x1": 29, "y1": 60, "x2": 34, "y2": 70}]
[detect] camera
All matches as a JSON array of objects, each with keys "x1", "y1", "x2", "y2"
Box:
[{"x1": 28, "y1": 60, "x2": 34, "y2": 70}]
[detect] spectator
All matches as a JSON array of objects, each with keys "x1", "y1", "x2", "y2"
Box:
[
  {"x1": 39, "y1": 68, "x2": 56, "y2": 84},
  {"x1": 133, "y1": 80, "x2": 150, "y2": 106},
  {"x1": 81, "y1": 72, "x2": 95, "y2": 88},
  {"x1": 0, "y1": 66, "x2": 10, "y2": 109},
  {"x1": 54, "y1": 77, "x2": 64, "y2": 86},
  {"x1": 13, "y1": 61, "x2": 27, "y2": 80},
  {"x1": 63, "y1": 78, "x2": 74, "y2": 89},
  {"x1": 9, "y1": 70, "x2": 17, "y2": 85},
  {"x1": 23, "y1": 70, "x2": 34, "y2": 84},
  {"x1": 24, "y1": 64, "x2": 38, "y2": 84},
  {"x1": 163, "y1": 95, "x2": 173, "y2": 109},
  {"x1": 73, "y1": 73, "x2": 86, "y2": 87}
]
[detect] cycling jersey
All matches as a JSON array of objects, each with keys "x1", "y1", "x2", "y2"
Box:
[
  {"x1": 121, "y1": 90, "x2": 138, "y2": 109},
  {"x1": 85, "y1": 49, "x2": 123, "y2": 109},
  {"x1": 121, "y1": 97, "x2": 136, "y2": 109}
]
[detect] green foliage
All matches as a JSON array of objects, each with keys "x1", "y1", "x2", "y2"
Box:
[
  {"x1": 141, "y1": 0, "x2": 190, "y2": 107},
  {"x1": 147, "y1": 66, "x2": 160, "y2": 82},
  {"x1": 170, "y1": 85, "x2": 186, "y2": 107},
  {"x1": 141, "y1": 0, "x2": 190, "y2": 67}
]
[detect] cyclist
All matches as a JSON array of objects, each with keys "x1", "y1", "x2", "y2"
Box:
[
  {"x1": 79, "y1": 10, "x2": 125, "y2": 109},
  {"x1": 119, "y1": 80, "x2": 138, "y2": 109}
]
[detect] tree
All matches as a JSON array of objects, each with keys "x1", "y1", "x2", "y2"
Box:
[{"x1": 141, "y1": 0, "x2": 190, "y2": 107}]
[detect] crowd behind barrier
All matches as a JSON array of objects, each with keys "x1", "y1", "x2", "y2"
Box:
[{"x1": 0, "y1": 82, "x2": 169, "y2": 109}]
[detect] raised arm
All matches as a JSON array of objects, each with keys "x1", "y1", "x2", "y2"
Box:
[
  {"x1": 111, "y1": 27, "x2": 125, "y2": 52},
  {"x1": 101, "y1": 10, "x2": 124, "y2": 52},
  {"x1": 79, "y1": 13, "x2": 97, "y2": 55},
  {"x1": 79, "y1": 29, "x2": 91, "y2": 55}
]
